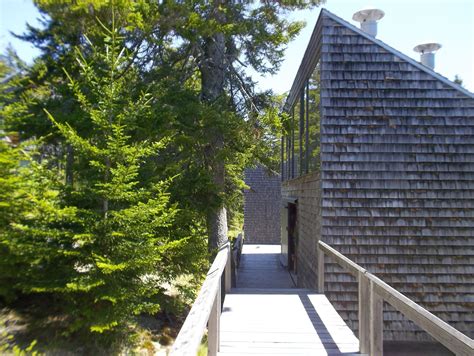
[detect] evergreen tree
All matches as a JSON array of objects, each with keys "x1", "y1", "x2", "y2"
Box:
[
  {"x1": 6, "y1": 1, "x2": 323, "y2": 252},
  {"x1": 1, "y1": 16, "x2": 206, "y2": 338},
  {"x1": 142, "y1": 1, "x2": 323, "y2": 249}
]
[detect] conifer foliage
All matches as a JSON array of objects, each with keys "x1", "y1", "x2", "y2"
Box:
[
  {"x1": 0, "y1": 16, "x2": 203, "y2": 336},
  {"x1": 0, "y1": 0, "x2": 322, "y2": 347}
]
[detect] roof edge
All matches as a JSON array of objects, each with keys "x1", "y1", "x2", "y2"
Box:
[
  {"x1": 283, "y1": 9, "x2": 325, "y2": 111},
  {"x1": 321, "y1": 8, "x2": 474, "y2": 99}
]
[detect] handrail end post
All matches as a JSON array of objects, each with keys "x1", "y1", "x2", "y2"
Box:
[
  {"x1": 359, "y1": 271, "x2": 371, "y2": 354},
  {"x1": 224, "y1": 242, "x2": 232, "y2": 293},
  {"x1": 370, "y1": 279, "x2": 384, "y2": 356},
  {"x1": 208, "y1": 285, "x2": 221, "y2": 356},
  {"x1": 317, "y1": 244, "x2": 325, "y2": 293}
]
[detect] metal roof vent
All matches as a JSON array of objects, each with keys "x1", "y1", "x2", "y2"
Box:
[
  {"x1": 414, "y1": 43, "x2": 442, "y2": 70},
  {"x1": 352, "y1": 8, "x2": 385, "y2": 37}
]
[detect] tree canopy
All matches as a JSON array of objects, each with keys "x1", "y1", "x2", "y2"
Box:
[{"x1": 0, "y1": 0, "x2": 322, "y2": 350}]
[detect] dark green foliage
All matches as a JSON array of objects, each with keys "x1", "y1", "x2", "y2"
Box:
[
  {"x1": 0, "y1": 0, "x2": 322, "y2": 347},
  {"x1": 0, "y1": 19, "x2": 207, "y2": 337},
  {"x1": 4, "y1": 0, "x2": 322, "y2": 248}
]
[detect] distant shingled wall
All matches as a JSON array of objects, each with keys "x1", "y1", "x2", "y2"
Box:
[{"x1": 243, "y1": 167, "x2": 281, "y2": 244}]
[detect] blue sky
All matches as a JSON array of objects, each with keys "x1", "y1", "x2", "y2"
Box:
[
  {"x1": 1, "y1": 0, "x2": 473, "y2": 93},
  {"x1": 0, "y1": 0, "x2": 42, "y2": 62},
  {"x1": 260, "y1": 0, "x2": 474, "y2": 93}
]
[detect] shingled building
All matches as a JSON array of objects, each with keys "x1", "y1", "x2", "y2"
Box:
[
  {"x1": 280, "y1": 9, "x2": 474, "y2": 342},
  {"x1": 244, "y1": 166, "x2": 281, "y2": 244}
]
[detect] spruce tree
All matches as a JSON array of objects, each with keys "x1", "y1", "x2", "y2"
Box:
[
  {"x1": 142, "y1": 1, "x2": 323, "y2": 250},
  {"x1": 1, "y1": 16, "x2": 206, "y2": 338},
  {"x1": 7, "y1": 1, "x2": 323, "y2": 252},
  {"x1": 44, "y1": 19, "x2": 199, "y2": 334}
]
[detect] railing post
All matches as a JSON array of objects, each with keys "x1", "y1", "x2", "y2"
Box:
[
  {"x1": 309, "y1": 241, "x2": 474, "y2": 356},
  {"x1": 225, "y1": 242, "x2": 232, "y2": 293},
  {"x1": 370, "y1": 279, "x2": 383, "y2": 356},
  {"x1": 317, "y1": 244, "x2": 325, "y2": 293},
  {"x1": 359, "y1": 271, "x2": 370, "y2": 354},
  {"x1": 208, "y1": 284, "x2": 221, "y2": 356}
]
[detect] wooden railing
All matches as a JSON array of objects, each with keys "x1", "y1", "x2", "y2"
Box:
[
  {"x1": 317, "y1": 241, "x2": 474, "y2": 356},
  {"x1": 170, "y1": 242, "x2": 231, "y2": 356},
  {"x1": 231, "y1": 233, "x2": 243, "y2": 287}
]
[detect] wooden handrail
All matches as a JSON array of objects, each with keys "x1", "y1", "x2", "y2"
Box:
[
  {"x1": 317, "y1": 240, "x2": 366, "y2": 278},
  {"x1": 317, "y1": 240, "x2": 474, "y2": 356},
  {"x1": 170, "y1": 242, "x2": 231, "y2": 356},
  {"x1": 231, "y1": 234, "x2": 244, "y2": 288}
]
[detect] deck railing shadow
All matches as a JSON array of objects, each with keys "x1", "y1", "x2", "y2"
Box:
[{"x1": 298, "y1": 293, "x2": 342, "y2": 354}]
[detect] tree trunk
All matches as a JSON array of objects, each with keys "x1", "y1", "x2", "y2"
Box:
[{"x1": 201, "y1": 4, "x2": 228, "y2": 250}]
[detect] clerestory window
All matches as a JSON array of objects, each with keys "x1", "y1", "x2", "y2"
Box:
[{"x1": 281, "y1": 61, "x2": 321, "y2": 181}]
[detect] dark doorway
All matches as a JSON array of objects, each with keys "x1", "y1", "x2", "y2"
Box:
[{"x1": 287, "y1": 202, "x2": 297, "y2": 272}]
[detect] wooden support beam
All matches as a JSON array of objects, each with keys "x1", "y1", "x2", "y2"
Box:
[
  {"x1": 358, "y1": 271, "x2": 370, "y2": 354},
  {"x1": 371, "y1": 275, "x2": 474, "y2": 356},
  {"x1": 224, "y1": 243, "x2": 231, "y2": 293},
  {"x1": 317, "y1": 246, "x2": 325, "y2": 293},
  {"x1": 370, "y1": 279, "x2": 384, "y2": 356},
  {"x1": 208, "y1": 285, "x2": 221, "y2": 356}
]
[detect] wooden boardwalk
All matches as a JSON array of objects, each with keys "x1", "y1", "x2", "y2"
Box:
[
  {"x1": 172, "y1": 242, "x2": 473, "y2": 356},
  {"x1": 219, "y1": 244, "x2": 361, "y2": 355},
  {"x1": 236, "y1": 245, "x2": 295, "y2": 288}
]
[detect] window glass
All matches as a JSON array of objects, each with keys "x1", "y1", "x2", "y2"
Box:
[
  {"x1": 299, "y1": 89, "x2": 305, "y2": 177},
  {"x1": 286, "y1": 135, "x2": 291, "y2": 180},
  {"x1": 281, "y1": 136, "x2": 286, "y2": 181},
  {"x1": 308, "y1": 62, "x2": 321, "y2": 172},
  {"x1": 293, "y1": 99, "x2": 300, "y2": 178},
  {"x1": 281, "y1": 61, "x2": 321, "y2": 181}
]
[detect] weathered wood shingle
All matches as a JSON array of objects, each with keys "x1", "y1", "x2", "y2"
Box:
[
  {"x1": 244, "y1": 167, "x2": 281, "y2": 244},
  {"x1": 282, "y1": 8, "x2": 474, "y2": 342},
  {"x1": 319, "y1": 11, "x2": 474, "y2": 341}
]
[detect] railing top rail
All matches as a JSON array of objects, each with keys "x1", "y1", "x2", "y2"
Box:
[
  {"x1": 368, "y1": 273, "x2": 474, "y2": 355},
  {"x1": 318, "y1": 240, "x2": 366, "y2": 277},
  {"x1": 317, "y1": 240, "x2": 474, "y2": 356},
  {"x1": 170, "y1": 242, "x2": 230, "y2": 356}
]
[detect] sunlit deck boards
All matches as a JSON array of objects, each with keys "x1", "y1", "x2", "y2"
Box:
[
  {"x1": 219, "y1": 290, "x2": 360, "y2": 355},
  {"x1": 236, "y1": 244, "x2": 295, "y2": 288},
  {"x1": 219, "y1": 244, "x2": 360, "y2": 355}
]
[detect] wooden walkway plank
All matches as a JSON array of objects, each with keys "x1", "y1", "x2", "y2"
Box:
[
  {"x1": 219, "y1": 244, "x2": 360, "y2": 355},
  {"x1": 236, "y1": 244, "x2": 296, "y2": 289}
]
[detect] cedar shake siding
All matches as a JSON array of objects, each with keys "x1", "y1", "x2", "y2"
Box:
[
  {"x1": 282, "y1": 173, "x2": 323, "y2": 290},
  {"x1": 281, "y1": 9, "x2": 474, "y2": 342},
  {"x1": 244, "y1": 167, "x2": 281, "y2": 244}
]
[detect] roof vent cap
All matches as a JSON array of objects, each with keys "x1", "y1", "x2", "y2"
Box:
[
  {"x1": 414, "y1": 43, "x2": 442, "y2": 69},
  {"x1": 352, "y1": 8, "x2": 385, "y2": 37}
]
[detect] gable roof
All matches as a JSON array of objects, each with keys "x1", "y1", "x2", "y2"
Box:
[{"x1": 284, "y1": 8, "x2": 474, "y2": 111}]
